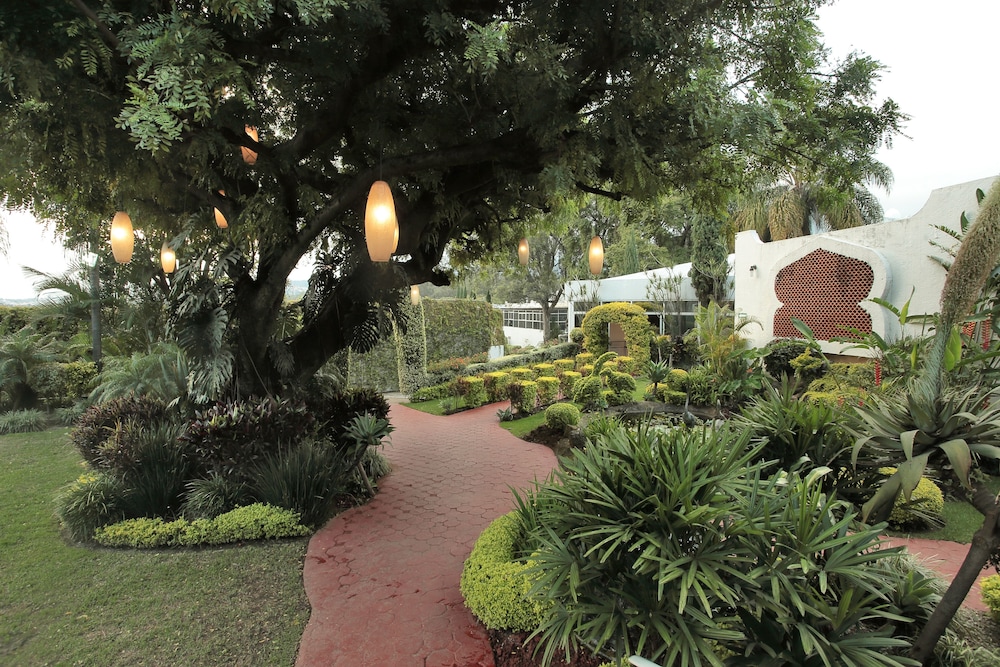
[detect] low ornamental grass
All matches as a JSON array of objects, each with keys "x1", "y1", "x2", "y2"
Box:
[{"x1": 1, "y1": 428, "x2": 310, "y2": 666}]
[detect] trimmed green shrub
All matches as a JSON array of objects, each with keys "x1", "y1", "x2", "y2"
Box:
[
  {"x1": 509, "y1": 367, "x2": 536, "y2": 381},
  {"x1": 536, "y1": 377, "x2": 559, "y2": 406},
  {"x1": 879, "y1": 467, "x2": 945, "y2": 530},
  {"x1": 0, "y1": 408, "x2": 46, "y2": 434},
  {"x1": 455, "y1": 376, "x2": 488, "y2": 408},
  {"x1": 579, "y1": 363, "x2": 594, "y2": 377},
  {"x1": 575, "y1": 352, "x2": 595, "y2": 369},
  {"x1": 55, "y1": 471, "x2": 127, "y2": 542},
  {"x1": 411, "y1": 382, "x2": 451, "y2": 401},
  {"x1": 508, "y1": 380, "x2": 538, "y2": 415},
  {"x1": 982, "y1": 575, "x2": 1000, "y2": 622},
  {"x1": 615, "y1": 356, "x2": 637, "y2": 375},
  {"x1": 603, "y1": 388, "x2": 630, "y2": 407},
  {"x1": 665, "y1": 368, "x2": 689, "y2": 392},
  {"x1": 558, "y1": 371, "x2": 581, "y2": 398},
  {"x1": 460, "y1": 512, "x2": 549, "y2": 632},
  {"x1": 532, "y1": 363, "x2": 556, "y2": 377},
  {"x1": 93, "y1": 503, "x2": 311, "y2": 548},
  {"x1": 482, "y1": 372, "x2": 512, "y2": 403},
  {"x1": 553, "y1": 359, "x2": 576, "y2": 374},
  {"x1": 569, "y1": 328, "x2": 585, "y2": 345},
  {"x1": 545, "y1": 403, "x2": 581, "y2": 431}
]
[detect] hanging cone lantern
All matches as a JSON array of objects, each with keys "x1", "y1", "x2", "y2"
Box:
[
  {"x1": 241, "y1": 125, "x2": 258, "y2": 165},
  {"x1": 517, "y1": 238, "x2": 529, "y2": 266},
  {"x1": 365, "y1": 180, "x2": 397, "y2": 262},
  {"x1": 160, "y1": 242, "x2": 177, "y2": 274},
  {"x1": 110, "y1": 211, "x2": 134, "y2": 263},
  {"x1": 410, "y1": 285, "x2": 421, "y2": 305},
  {"x1": 588, "y1": 235, "x2": 604, "y2": 276},
  {"x1": 214, "y1": 190, "x2": 228, "y2": 228}
]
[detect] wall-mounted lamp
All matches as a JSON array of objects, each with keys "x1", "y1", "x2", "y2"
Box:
[{"x1": 749, "y1": 264, "x2": 758, "y2": 275}]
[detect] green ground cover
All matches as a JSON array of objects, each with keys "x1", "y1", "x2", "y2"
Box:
[{"x1": 0, "y1": 429, "x2": 310, "y2": 666}]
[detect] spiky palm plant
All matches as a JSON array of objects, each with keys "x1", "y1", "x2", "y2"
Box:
[{"x1": 0, "y1": 330, "x2": 59, "y2": 410}]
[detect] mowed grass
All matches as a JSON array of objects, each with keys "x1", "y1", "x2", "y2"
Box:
[{"x1": 0, "y1": 429, "x2": 311, "y2": 666}]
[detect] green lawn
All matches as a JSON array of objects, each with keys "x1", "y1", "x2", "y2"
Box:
[
  {"x1": 891, "y1": 475, "x2": 1000, "y2": 544},
  {"x1": 0, "y1": 429, "x2": 310, "y2": 666}
]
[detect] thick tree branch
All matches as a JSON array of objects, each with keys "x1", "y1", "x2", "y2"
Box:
[{"x1": 66, "y1": 0, "x2": 120, "y2": 51}]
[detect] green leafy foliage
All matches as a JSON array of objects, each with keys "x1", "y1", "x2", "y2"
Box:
[
  {"x1": 508, "y1": 380, "x2": 538, "y2": 415},
  {"x1": 93, "y1": 504, "x2": 311, "y2": 548},
  {"x1": 0, "y1": 409, "x2": 47, "y2": 434},
  {"x1": 182, "y1": 473, "x2": 250, "y2": 519},
  {"x1": 179, "y1": 398, "x2": 317, "y2": 480},
  {"x1": 249, "y1": 441, "x2": 352, "y2": 528},
  {"x1": 483, "y1": 371, "x2": 512, "y2": 403},
  {"x1": 513, "y1": 421, "x2": 925, "y2": 667},
  {"x1": 55, "y1": 471, "x2": 127, "y2": 542},
  {"x1": 981, "y1": 576, "x2": 1000, "y2": 622},
  {"x1": 70, "y1": 395, "x2": 172, "y2": 469},
  {"x1": 763, "y1": 338, "x2": 812, "y2": 379},
  {"x1": 878, "y1": 467, "x2": 945, "y2": 530},
  {"x1": 536, "y1": 377, "x2": 559, "y2": 406}
]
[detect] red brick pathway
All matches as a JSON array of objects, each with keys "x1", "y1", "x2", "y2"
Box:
[
  {"x1": 883, "y1": 536, "x2": 993, "y2": 612},
  {"x1": 296, "y1": 401, "x2": 557, "y2": 667}
]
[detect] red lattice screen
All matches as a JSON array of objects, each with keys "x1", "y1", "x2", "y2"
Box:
[{"x1": 772, "y1": 248, "x2": 874, "y2": 340}]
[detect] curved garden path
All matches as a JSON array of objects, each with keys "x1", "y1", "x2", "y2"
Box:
[
  {"x1": 296, "y1": 399, "x2": 992, "y2": 666},
  {"x1": 297, "y1": 400, "x2": 557, "y2": 667}
]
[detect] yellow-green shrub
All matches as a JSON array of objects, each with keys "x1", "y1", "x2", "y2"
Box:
[
  {"x1": 879, "y1": 467, "x2": 945, "y2": 529},
  {"x1": 460, "y1": 513, "x2": 550, "y2": 631},
  {"x1": 580, "y1": 364, "x2": 594, "y2": 377},
  {"x1": 558, "y1": 371, "x2": 581, "y2": 398},
  {"x1": 981, "y1": 575, "x2": 1000, "y2": 621},
  {"x1": 93, "y1": 503, "x2": 311, "y2": 548},
  {"x1": 545, "y1": 403, "x2": 581, "y2": 431},
  {"x1": 536, "y1": 376, "x2": 559, "y2": 406},
  {"x1": 509, "y1": 367, "x2": 536, "y2": 381},
  {"x1": 532, "y1": 363, "x2": 556, "y2": 377},
  {"x1": 616, "y1": 356, "x2": 637, "y2": 375},
  {"x1": 665, "y1": 368, "x2": 689, "y2": 391},
  {"x1": 553, "y1": 359, "x2": 576, "y2": 373},
  {"x1": 455, "y1": 376, "x2": 487, "y2": 408},
  {"x1": 580, "y1": 302, "x2": 653, "y2": 368},
  {"x1": 508, "y1": 380, "x2": 538, "y2": 414},
  {"x1": 482, "y1": 371, "x2": 512, "y2": 403},
  {"x1": 575, "y1": 352, "x2": 595, "y2": 370}
]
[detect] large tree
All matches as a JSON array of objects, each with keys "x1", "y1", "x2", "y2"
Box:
[{"x1": 0, "y1": 0, "x2": 901, "y2": 398}]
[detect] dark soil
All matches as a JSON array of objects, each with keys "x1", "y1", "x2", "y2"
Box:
[
  {"x1": 489, "y1": 629, "x2": 607, "y2": 667},
  {"x1": 522, "y1": 424, "x2": 566, "y2": 450}
]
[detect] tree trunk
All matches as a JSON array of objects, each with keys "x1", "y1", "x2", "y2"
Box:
[{"x1": 909, "y1": 487, "x2": 1000, "y2": 665}]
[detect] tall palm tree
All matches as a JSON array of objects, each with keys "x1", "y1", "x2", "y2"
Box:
[
  {"x1": 0, "y1": 330, "x2": 59, "y2": 410},
  {"x1": 733, "y1": 162, "x2": 891, "y2": 242}
]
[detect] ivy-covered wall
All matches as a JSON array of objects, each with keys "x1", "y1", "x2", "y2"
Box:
[
  {"x1": 348, "y1": 297, "x2": 500, "y2": 392},
  {"x1": 423, "y1": 299, "x2": 504, "y2": 362}
]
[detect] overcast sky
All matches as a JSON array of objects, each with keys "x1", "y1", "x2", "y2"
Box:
[{"x1": 2, "y1": 0, "x2": 998, "y2": 300}]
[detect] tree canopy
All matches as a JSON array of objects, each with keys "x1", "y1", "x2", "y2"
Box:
[{"x1": 0, "y1": 0, "x2": 902, "y2": 397}]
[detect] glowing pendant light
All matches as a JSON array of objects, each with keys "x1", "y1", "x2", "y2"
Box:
[
  {"x1": 588, "y1": 235, "x2": 604, "y2": 276},
  {"x1": 214, "y1": 190, "x2": 228, "y2": 228},
  {"x1": 517, "y1": 238, "x2": 529, "y2": 266},
  {"x1": 410, "y1": 285, "x2": 420, "y2": 305},
  {"x1": 241, "y1": 125, "x2": 258, "y2": 165},
  {"x1": 365, "y1": 180, "x2": 397, "y2": 262},
  {"x1": 110, "y1": 211, "x2": 134, "y2": 263},
  {"x1": 160, "y1": 242, "x2": 176, "y2": 274}
]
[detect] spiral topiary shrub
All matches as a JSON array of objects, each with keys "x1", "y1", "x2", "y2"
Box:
[
  {"x1": 536, "y1": 377, "x2": 559, "y2": 406},
  {"x1": 460, "y1": 513, "x2": 550, "y2": 632},
  {"x1": 545, "y1": 403, "x2": 581, "y2": 431}
]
